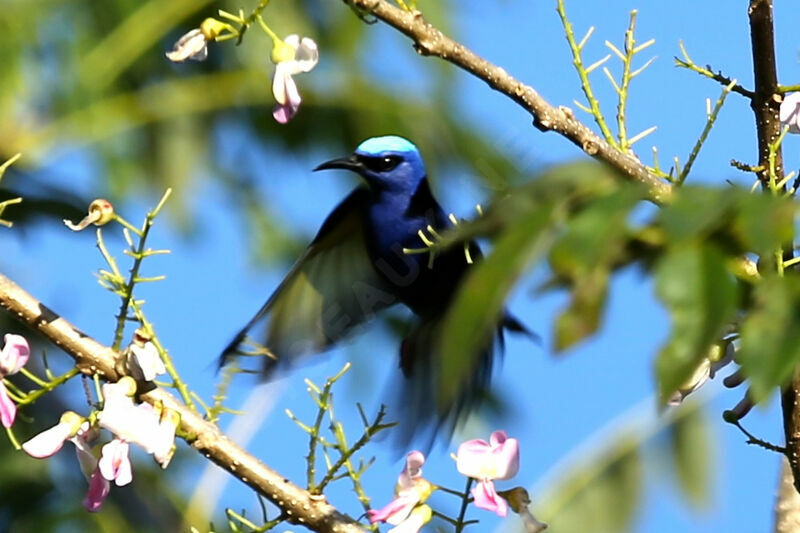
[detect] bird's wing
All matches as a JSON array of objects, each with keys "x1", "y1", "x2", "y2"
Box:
[{"x1": 220, "y1": 188, "x2": 398, "y2": 372}]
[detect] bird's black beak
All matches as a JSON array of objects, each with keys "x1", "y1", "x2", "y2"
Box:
[{"x1": 313, "y1": 154, "x2": 365, "y2": 173}]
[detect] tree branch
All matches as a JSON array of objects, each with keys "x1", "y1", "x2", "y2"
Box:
[
  {"x1": 775, "y1": 458, "x2": 800, "y2": 533},
  {"x1": 746, "y1": 0, "x2": 800, "y2": 500},
  {"x1": 0, "y1": 272, "x2": 365, "y2": 533},
  {"x1": 343, "y1": 0, "x2": 673, "y2": 204}
]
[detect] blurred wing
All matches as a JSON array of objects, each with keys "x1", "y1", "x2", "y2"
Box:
[
  {"x1": 221, "y1": 188, "x2": 398, "y2": 372},
  {"x1": 391, "y1": 315, "x2": 497, "y2": 448},
  {"x1": 393, "y1": 307, "x2": 534, "y2": 447}
]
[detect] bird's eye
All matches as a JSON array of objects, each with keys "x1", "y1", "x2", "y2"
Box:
[{"x1": 364, "y1": 155, "x2": 402, "y2": 172}]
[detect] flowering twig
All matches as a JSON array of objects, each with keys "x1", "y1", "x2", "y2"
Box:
[
  {"x1": 0, "y1": 272, "x2": 365, "y2": 533},
  {"x1": 93, "y1": 190, "x2": 196, "y2": 411}
]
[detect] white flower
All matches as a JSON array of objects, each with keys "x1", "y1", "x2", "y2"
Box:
[
  {"x1": 98, "y1": 378, "x2": 161, "y2": 452},
  {"x1": 166, "y1": 29, "x2": 208, "y2": 62},
  {"x1": 165, "y1": 19, "x2": 227, "y2": 63},
  {"x1": 126, "y1": 340, "x2": 166, "y2": 382},
  {"x1": 98, "y1": 378, "x2": 177, "y2": 464},
  {"x1": 271, "y1": 35, "x2": 319, "y2": 124}
]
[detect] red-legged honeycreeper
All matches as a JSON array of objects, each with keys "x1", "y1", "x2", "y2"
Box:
[{"x1": 221, "y1": 136, "x2": 530, "y2": 442}]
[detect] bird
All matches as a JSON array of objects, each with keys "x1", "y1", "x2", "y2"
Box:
[{"x1": 221, "y1": 135, "x2": 530, "y2": 442}]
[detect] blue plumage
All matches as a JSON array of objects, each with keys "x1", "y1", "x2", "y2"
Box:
[{"x1": 221, "y1": 136, "x2": 529, "y2": 442}]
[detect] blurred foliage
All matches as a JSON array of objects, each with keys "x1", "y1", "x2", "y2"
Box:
[
  {"x1": 438, "y1": 161, "x2": 795, "y2": 408},
  {"x1": 0, "y1": 0, "x2": 520, "y2": 265},
  {"x1": 511, "y1": 404, "x2": 711, "y2": 533}
]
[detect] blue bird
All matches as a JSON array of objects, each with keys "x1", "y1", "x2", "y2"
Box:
[{"x1": 221, "y1": 135, "x2": 529, "y2": 441}]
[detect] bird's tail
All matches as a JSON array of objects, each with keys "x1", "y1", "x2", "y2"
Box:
[{"x1": 389, "y1": 311, "x2": 534, "y2": 449}]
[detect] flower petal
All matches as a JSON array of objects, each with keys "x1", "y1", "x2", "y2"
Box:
[
  {"x1": 0, "y1": 383, "x2": 16, "y2": 428},
  {"x1": 1, "y1": 334, "x2": 30, "y2": 375},
  {"x1": 23, "y1": 423, "x2": 75, "y2": 458},
  {"x1": 489, "y1": 430, "x2": 520, "y2": 480},
  {"x1": 83, "y1": 468, "x2": 111, "y2": 512},
  {"x1": 367, "y1": 491, "x2": 419, "y2": 525},
  {"x1": 127, "y1": 342, "x2": 166, "y2": 382},
  {"x1": 471, "y1": 479, "x2": 508, "y2": 517},
  {"x1": 273, "y1": 101, "x2": 300, "y2": 124},
  {"x1": 398, "y1": 450, "x2": 425, "y2": 489},
  {"x1": 405, "y1": 451, "x2": 425, "y2": 479},
  {"x1": 166, "y1": 29, "x2": 208, "y2": 63},
  {"x1": 293, "y1": 38, "x2": 319, "y2": 73},
  {"x1": 99, "y1": 439, "x2": 133, "y2": 486},
  {"x1": 272, "y1": 64, "x2": 290, "y2": 105},
  {"x1": 72, "y1": 434, "x2": 99, "y2": 479},
  {"x1": 781, "y1": 93, "x2": 800, "y2": 134},
  {"x1": 284, "y1": 34, "x2": 300, "y2": 52},
  {"x1": 387, "y1": 504, "x2": 433, "y2": 533},
  {"x1": 455, "y1": 437, "x2": 491, "y2": 478}
]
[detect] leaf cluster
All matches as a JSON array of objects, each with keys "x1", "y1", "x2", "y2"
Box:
[{"x1": 437, "y1": 161, "x2": 796, "y2": 405}]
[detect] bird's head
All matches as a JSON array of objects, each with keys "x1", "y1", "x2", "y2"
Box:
[{"x1": 314, "y1": 136, "x2": 427, "y2": 193}]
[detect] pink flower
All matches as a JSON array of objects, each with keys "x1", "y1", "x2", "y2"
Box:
[
  {"x1": 0, "y1": 333, "x2": 30, "y2": 427},
  {"x1": 22, "y1": 411, "x2": 83, "y2": 458},
  {"x1": 271, "y1": 35, "x2": 318, "y2": 123},
  {"x1": 367, "y1": 451, "x2": 434, "y2": 529},
  {"x1": 99, "y1": 439, "x2": 133, "y2": 486},
  {"x1": 456, "y1": 430, "x2": 520, "y2": 517}
]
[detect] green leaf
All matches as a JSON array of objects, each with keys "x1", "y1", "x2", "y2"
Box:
[
  {"x1": 737, "y1": 275, "x2": 800, "y2": 402},
  {"x1": 550, "y1": 186, "x2": 643, "y2": 350},
  {"x1": 555, "y1": 270, "x2": 609, "y2": 351},
  {"x1": 669, "y1": 407, "x2": 712, "y2": 508},
  {"x1": 731, "y1": 192, "x2": 795, "y2": 256},
  {"x1": 659, "y1": 187, "x2": 733, "y2": 244},
  {"x1": 437, "y1": 202, "x2": 557, "y2": 406},
  {"x1": 550, "y1": 186, "x2": 643, "y2": 277},
  {"x1": 654, "y1": 243, "x2": 739, "y2": 403}
]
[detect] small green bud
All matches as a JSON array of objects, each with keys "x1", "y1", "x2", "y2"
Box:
[
  {"x1": 271, "y1": 38, "x2": 295, "y2": 64},
  {"x1": 200, "y1": 18, "x2": 227, "y2": 40}
]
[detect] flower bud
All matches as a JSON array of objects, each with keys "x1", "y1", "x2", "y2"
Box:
[{"x1": 63, "y1": 199, "x2": 114, "y2": 231}]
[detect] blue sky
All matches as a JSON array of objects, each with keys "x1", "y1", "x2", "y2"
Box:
[{"x1": 4, "y1": 1, "x2": 800, "y2": 532}]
